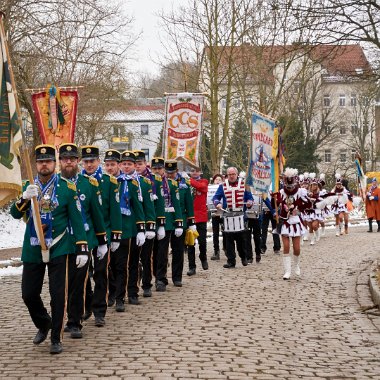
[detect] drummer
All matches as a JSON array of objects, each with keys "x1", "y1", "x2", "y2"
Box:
[{"x1": 212, "y1": 167, "x2": 254, "y2": 268}]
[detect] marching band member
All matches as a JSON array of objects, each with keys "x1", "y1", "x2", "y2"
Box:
[
  {"x1": 212, "y1": 167, "x2": 254, "y2": 268},
  {"x1": 273, "y1": 168, "x2": 310, "y2": 280},
  {"x1": 318, "y1": 174, "x2": 327, "y2": 236},
  {"x1": 330, "y1": 173, "x2": 351, "y2": 236},
  {"x1": 305, "y1": 173, "x2": 323, "y2": 245}
]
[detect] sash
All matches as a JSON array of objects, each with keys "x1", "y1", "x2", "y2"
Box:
[
  {"x1": 70, "y1": 175, "x2": 89, "y2": 231},
  {"x1": 82, "y1": 165, "x2": 102, "y2": 183},
  {"x1": 142, "y1": 167, "x2": 158, "y2": 200}
]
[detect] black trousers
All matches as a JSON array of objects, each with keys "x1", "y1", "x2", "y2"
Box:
[
  {"x1": 85, "y1": 247, "x2": 110, "y2": 318},
  {"x1": 225, "y1": 230, "x2": 247, "y2": 265},
  {"x1": 187, "y1": 222, "x2": 207, "y2": 269},
  {"x1": 108, "y1": 238, "x2": 139, "y2": 303},
  {"x1": 67, "y1": 253, "x2": 90, "y2": 330},
  {"x1": 153, "y1": 231, "x2": 171, "y2": 285},
  {"x1": 246, "y1": 218, "x2": 262, "y2": 259},
  {"x1": 211, "y1": 216, "x2": 225, "y2": 253},
  {"x1": 140, "y1": 238, "x2": 155, "y2": 290},
  {"x1": 22, "y1": 255, "x2": 68, "y2": 343},
  {"x1": 261, "y1": 212, "x2": 281, "y2": 252},
  {"x1": 171, "y1": 232, "x2": 185, "y2": 282}
]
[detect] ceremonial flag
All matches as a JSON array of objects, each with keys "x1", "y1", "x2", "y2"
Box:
[
  {"x1": 246, "y1": 111, "x2": 279, "y2": 193},
  {"x1": 0, "y1": 24, "x2": 22, "y2": 207},
  {"x1": 31, "y1": 84, "x2": 78, "y2": 149},
  {"x1": 354, "y1": 152, "x2": 367, "y2": 200},
  {"x1": 163, "y1": 93, "x2": 204, "y2": 167}
]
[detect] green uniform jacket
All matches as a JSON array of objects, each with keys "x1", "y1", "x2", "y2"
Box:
[
  {"x1": 10, "y1": 176, "x2": 88, "y2": 264},
  {"x1": 97, "y1": 172, "x2": 122, "y2": 241},
  {"x1": 139, "y1": 176, "x2": 157, "y2": 232},
  {"x1": 119, "y1": 178, "x2": 146, "y2": 239},
  {"x1": 163, "y1": 177, "x2": 183, "y2": 231},
  {"x1": 74, "y1": 174, "x2": 107, "y2": 250},
  {"x1": 177, "y1": 177, "x2": 195, "y2": 230}
]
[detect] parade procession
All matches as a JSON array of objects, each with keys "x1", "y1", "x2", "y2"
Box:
[{"x1": 0, "y1": 2, "x2": 380, "y2": 379}]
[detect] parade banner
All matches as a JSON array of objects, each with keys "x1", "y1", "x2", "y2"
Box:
[
  {"x1": 31, "y1": 85, "x2": 78, "y2": 149},
  {"x1": 163, "y1": 93, "x2": 204, "y2": 166},
  {"x1": 246, "y1": 111, "x2": 278, "y2": 193},
  {"x1": 0, "y1": 23, "x2": 22, "y2": 206}
]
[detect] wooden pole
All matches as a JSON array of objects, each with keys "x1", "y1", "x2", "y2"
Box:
[
  {"x1": 0, "y1": 14, "x2": 48, "y2": 258},
  {"x1": 24, "y1": 85, "x2": 84, "y2": 93}
]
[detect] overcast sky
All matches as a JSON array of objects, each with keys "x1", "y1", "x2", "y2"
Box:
[{"x1": 124, "y1": 0, "x2": 188, "y2": 77}]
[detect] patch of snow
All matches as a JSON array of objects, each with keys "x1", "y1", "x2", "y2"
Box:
[
  {"x1": 0, "y1": 208, "x2": 25, "y2": 249},
  {"x1": 0, "y1": 265, "x2": 23, "y2": 278}
]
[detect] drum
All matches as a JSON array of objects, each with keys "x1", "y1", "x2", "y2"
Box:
[
  {"x1": 223, "y1": 212, "x2": 245, "y2": 232},
  {"x1": 246, "y1": 201, "x2": 262, "y2": 219}
]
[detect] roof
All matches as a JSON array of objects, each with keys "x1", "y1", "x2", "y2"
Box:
[{"x1": 105, "y1": 105, "x2": 165, "y2": 123}]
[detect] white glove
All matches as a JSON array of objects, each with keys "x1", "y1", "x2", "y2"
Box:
[
  {"x1": 96, "y1": 244, "x2": 108, "y2": 260},
  {"x1": 188, "y1": 225, "x2": 197, "y2": 232},
  {"x1": 23, "y1": 184, "x2": 39, "y2": 199},
  {"x1": 174, "y1": 228, "x2": 183, "y2": 237},
  {"x1": 181, "y1": 171, "x2": 189, "y2": 179},
  {"x1": 110, "y1": 242, "x2": 120, "y2": 252},
  {"x1": 157, "y1": 226, "x2": 165, "y2": 240},
  {"x1": 145, "y1": 231, "x2": 156, "y2": 239},
  {"x1": 136, "y1": 232, "x2": 146, "y2": 246},
  {"x1": 76, "y1": 254, "x2": 88, "y2": 268},
  {"x1": 246, "y1": 200, "x2": 253, "y2": 208},
  {"x1": 369, "y1": 196, "x2": 375, "y2": 200},
  {"x1": 216, "y1": 203, "x2": 222, "y2": 209}
]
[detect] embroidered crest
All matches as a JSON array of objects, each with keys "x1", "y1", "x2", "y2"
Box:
[
  {"x1": 115, "y1": 192, "x2": 120, "y2": 203},
  {"x1": 79, "y1": 194, "x2": 86, "y2": 201},
  {"x1": 176, "y1": 192, "x2": 180, "y2": 200},
  {"x1": 41, "y1": 148, "x2": 46, "y2": 154},
  {"x1": 98, "y1": 194, "x2": 103, "y2": 206},
  {"x1": 76, "y1": 199, "x2": 82, "y2": 212}
]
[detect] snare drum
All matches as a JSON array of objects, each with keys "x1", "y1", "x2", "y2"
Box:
[{"x1": 223, "y1": 212, "x2": 245, "y2": 232}]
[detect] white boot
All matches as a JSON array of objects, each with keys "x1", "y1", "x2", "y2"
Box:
[
  {"x1": 303, "y1": 230, "x2": 309, "y2": 241},
  {"x1": 293, "y1": 255, "x2": 301, "y2": 276},
  {"x1": 282, "y1": 255, "x2": 291, "y2": 280},
  {"x1": 310, "y1": 232, "x2": 316, "y2": 245},
  {"x1": 315, "y1": 229, "x2": 320, "y2": 242},
  {"x1": 335, "y1": 226, "x2": 340, "y2": 237},
  {"x1": 321, "y1": 226, "x2": 325, "y2": 236},
  {"x1": 340, "y1": 222, "x2": 344, "y2": 235}
]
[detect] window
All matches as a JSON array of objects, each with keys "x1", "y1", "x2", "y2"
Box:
[
  {"x1": 323, "y1": 121, "x2": 331, "y2": 134},
  {"x1": 220, "y1": 99, "x2": 226, "y2": 109},
  {"x1": 351, "y1": 124, "x2": 358, "y2": 134},
  {"x1": 325, "y1": 149, "x2": 331, "y2": 163},
  {"x1": 246, "y1": 97, "x2": 253, "y2": 108},
  {"x1": 140, "y1": 124, "x2": 149, "y2": 135},
  {"x1": 141, "y1": 148, "x2": 149, "y2": 161},
  {"x1": 339, "y1": 94, "x2": 346, "y2": 107},
  {"x1": 351, "y1": 149, "x2": 357, "y2": 161},
  {"x1": 310, "y1": 127, "x2": 315, "y2": 136},
  {"x1": 340, "y1": 150, "x2": 347, "y2": 162},
  {"x1": 113, "y1": 126, "x2": 121, "y2": 136},
  {"x1": 340, "y1": 125, "x2": 346, "y2": 135},
  {"x1": 323, "y1": 95, "x2": 330, "y2": 107},
  {"x1": 351, "y1": 94, "x2": 357, "y2": 107},
  {"x1": 365, "y1": 149, "x2": 370, "y2": 162},
  {"x1": 233, "y1": 98, "x2": 241, "y2": 109}
]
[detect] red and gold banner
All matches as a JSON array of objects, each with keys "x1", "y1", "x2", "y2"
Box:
[
  {"x1": 163, "y1": 93, "x2": 204, "y2": 166},
  {"x1": 31, "y1": 85, "x2": 78, "y2": 149}
]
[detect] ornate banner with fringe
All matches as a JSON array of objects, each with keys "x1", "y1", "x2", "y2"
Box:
[
  {"x1": 0, "y1": 24, "x2": 22, "y2": 206},
  {"x1": 246, "y1": 111, "x2": 279, "y2": 193},
  {"x1": 31, "y1": 85, "x2": 78, "y2": 148},
  {"x1": 163, "y1": 93, "x2": 204, "y2": 167}
]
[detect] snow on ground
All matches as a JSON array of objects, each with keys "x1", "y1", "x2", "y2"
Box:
[
  {"x1": 0, "y1": 208, "x2": 25, "y2": 249},
  {"x1": 0, "y1": 265, "x2": 23, "y2": 278}
]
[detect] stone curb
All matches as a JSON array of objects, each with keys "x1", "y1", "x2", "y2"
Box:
[{"x1": 369, "y1": 268, "x2": 380, "y2": 309}]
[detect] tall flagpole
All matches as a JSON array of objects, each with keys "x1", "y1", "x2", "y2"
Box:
[{"x1": 0, "y1": 13, "x2": 48, "y2": 256}]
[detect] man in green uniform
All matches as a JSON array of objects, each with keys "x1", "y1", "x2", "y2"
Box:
[
  {"x1": 165, "y1": 160, "x2": 196, "y2": 285},
  {"x1": 151, "y1": 158, "x2": 183, "y2": 290},
  {"x1": 113, "y1": 151, "x2": 146, "y2": 312},
  {"x1": 134, "y1": 150, "x2": 166, "y2": 297},
  {"x1": 10, "y1": 144, "x2": 89, "y2": 355},
  {"x1": 59, "y1": 144, "x2": 107, "y2": 339},
  {"x1": 80, "y1": 145, "x2": 122, "y2": 326}
]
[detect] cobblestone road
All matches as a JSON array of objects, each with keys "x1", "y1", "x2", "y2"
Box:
[{"x1": 0, "y1": 225, "x2": 379, "y2": 379}]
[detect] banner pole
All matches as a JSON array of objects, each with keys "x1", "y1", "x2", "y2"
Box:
[{"x1": 0, "y1": 13, "x2": 47, "y2": 254}]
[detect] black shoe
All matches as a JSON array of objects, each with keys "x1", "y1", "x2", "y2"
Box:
[
  {"x1": 256, "y1": 255, "x2": 261, "y2": 263},
  {"x1": 63, "y1": 325, "x2": 72, "y2": 333},
  {"x1": 187, "y1": 268, "x2": 196, "y2": 276},
  {"x1": 241, "y1": 258, "x2": 248, "y2": 266},
  {"x1": 115, "y1": 302, "x2": 125, "y2": 312},
  {"x1": 70, "y1": 327, "x2": 83, "y2": 339},
  {"x1": 156, "y1": 282, "x2": 166, "y2": 292},
  {"x1": 94, "y1": 317, "x2": 105, "y2": 327},
  {"x1": 50, "y1": 342, "x2": 63, "y2": 355},
  {"x1": 108, "y1": 297, "x2": 115, "y2": 307},
  {"x1": 260, "y1": 249, "x2": 266, "y2": 254},
  {"x1": 143, "y1": 288, "x2": 152, "y2": 297},
  {"x1": 223, "y1": 263, "x2": 235, "y2": 268},
  {"x1": 210, "y1": 252, "x2": 220, "y2": 260},
  {"x1": 367, "y1": 229, "x2": 373, "y2": 233},
  {"x1": 201, "y1": 260, "x2": 209, "y2": 270},
  {"x1": 247, "y1": 258, "x2": 253, "y2": 264},
  {"x1": 173, "y1": 281, "x2": 182, "y2": 287},
  {"x1": 33, "y1": 327, "x2": 50, "y2": 345},
  {"x1": 128, "y1": 296, "x2": 140, "y2": 305},
  {"x1": 82, "y1": 310, "x2": 92, "y2": 321}
]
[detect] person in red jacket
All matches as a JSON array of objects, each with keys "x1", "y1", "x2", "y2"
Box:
[{"x1": 186, "y1": 166, "x2": 209, "y2": 275}]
